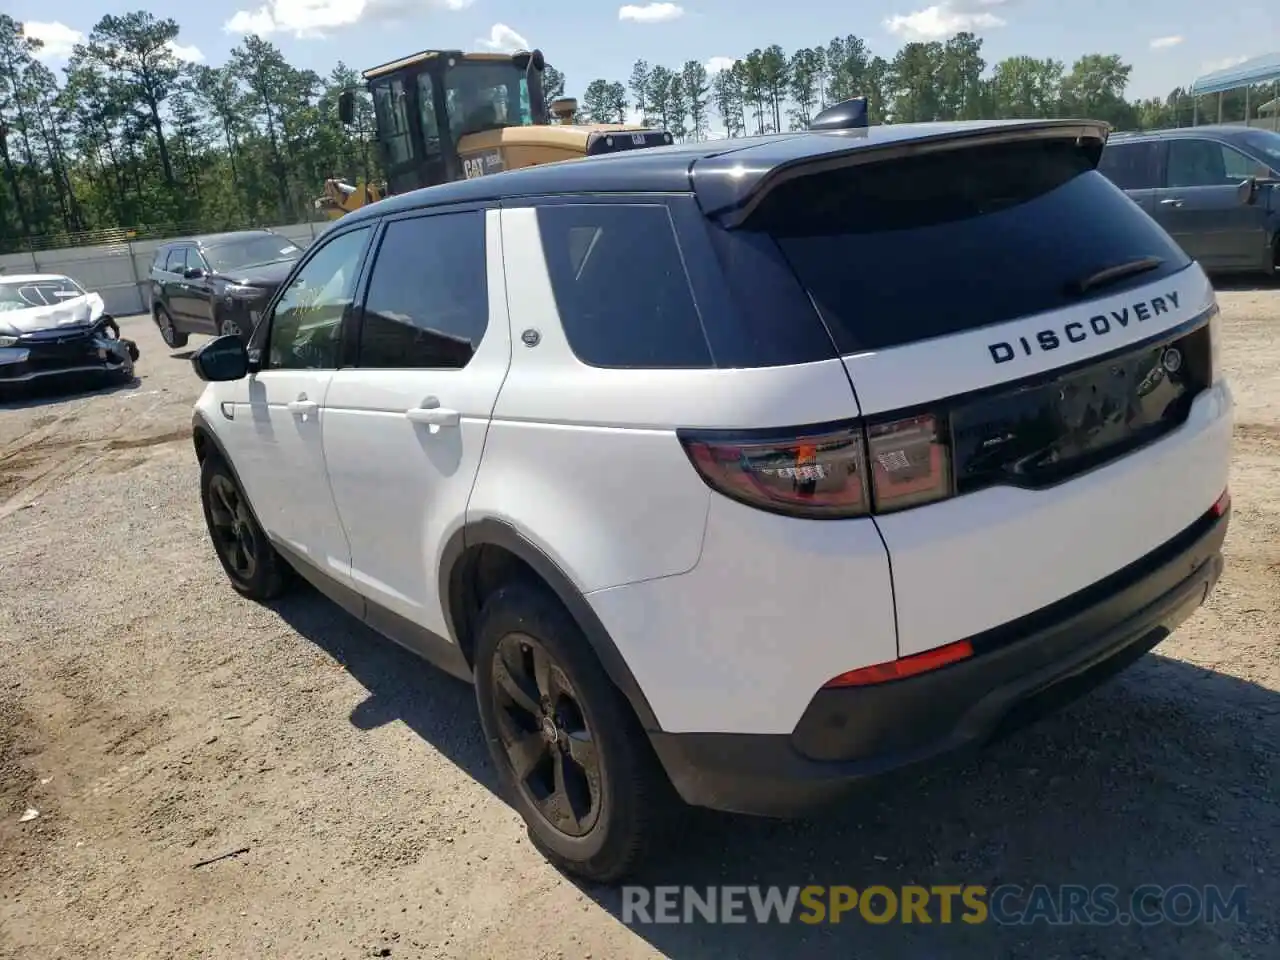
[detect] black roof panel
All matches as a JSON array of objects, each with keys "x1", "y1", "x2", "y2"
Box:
[{"x1": 338, "y1": 119, "x2": 1108, "y2": 227}]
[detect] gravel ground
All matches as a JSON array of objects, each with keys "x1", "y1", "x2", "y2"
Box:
[{"x1": 0, "y1": 299, "x2": 1277, "y2": 960}]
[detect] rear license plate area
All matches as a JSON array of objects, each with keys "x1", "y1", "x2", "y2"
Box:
[{"x1": 950, "y1": 325, "x2": 1210, "y2": 493}]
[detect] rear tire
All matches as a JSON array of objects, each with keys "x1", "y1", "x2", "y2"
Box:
[
  {"x1": 155, "y1": 304, "x2": 188, "y2": 349},
  {"x1": 473, "y1": 580, "x2": 671, "y2": 884},
  {"x1": 199, "y1": 454, "x2": 289, "y2": 601}
]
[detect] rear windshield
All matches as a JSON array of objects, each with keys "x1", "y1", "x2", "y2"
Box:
[{"x1": 745, "y1": 138, "x2": 1192, "y2": 353}]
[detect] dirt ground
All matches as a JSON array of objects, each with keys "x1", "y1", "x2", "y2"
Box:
[{"x1": 0, "y1": 298, "x2": 1277, "y2": 960}]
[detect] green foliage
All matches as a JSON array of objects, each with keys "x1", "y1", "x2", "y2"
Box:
[{"x1": 1, "y1": 12, "x2": 1275, "y2": 250}]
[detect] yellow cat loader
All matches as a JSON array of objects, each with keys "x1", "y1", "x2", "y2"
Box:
[{"x1": 318, "y1": 48, "x2": 671, "y2": 218}]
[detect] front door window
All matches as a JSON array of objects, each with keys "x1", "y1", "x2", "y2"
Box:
[{"x1": 267, "y1": 227, "x2": 371, "y2": 370}]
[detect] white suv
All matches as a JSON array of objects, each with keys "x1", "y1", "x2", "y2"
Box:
[{"x1": 188, "y1": 118, "x2": 1234, "y2": 883}]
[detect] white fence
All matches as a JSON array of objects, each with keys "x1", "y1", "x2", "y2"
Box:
[{"x1": 0, "y1": 222, "x2": 328, "y2": 319}]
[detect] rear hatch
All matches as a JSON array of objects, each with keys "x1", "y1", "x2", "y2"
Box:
[{"x1": 695, "y1": 124, "x2": 1229, "y2": 656}]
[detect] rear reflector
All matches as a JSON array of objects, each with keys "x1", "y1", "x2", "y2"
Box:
[
  {"x1": 822, "y1": 639, "x2": 975, "y2": 688},
  {"x1": 1211, "y1": 487, "x2": 1230, "y2": 517}
]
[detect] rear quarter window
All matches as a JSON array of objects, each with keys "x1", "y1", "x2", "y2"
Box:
[
  {"x1": 535, "y1": 203, "x2": 713, "y2": 369},
  {"x1": 745, "y1": 137, "x2": 1193, "y2": 353}
]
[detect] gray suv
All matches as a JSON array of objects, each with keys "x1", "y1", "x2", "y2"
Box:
[{"x1": 1099, "y1": 125, "x2": 1280, "y2": 276}]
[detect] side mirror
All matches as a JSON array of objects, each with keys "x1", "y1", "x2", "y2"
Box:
[
  {"x1": 191, "y1": 334, "x2": 249, "y2": 382},
  {"x1": 183, "y1": 266, "x2": 205, "y2": 280},
  {"x1": 338, "y1": 90, "x2": 355, "y2": 126}
]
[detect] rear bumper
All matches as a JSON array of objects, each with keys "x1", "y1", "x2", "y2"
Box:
[{"x1": 648, "y1": 504, "x2": 1228, "y2": 818}]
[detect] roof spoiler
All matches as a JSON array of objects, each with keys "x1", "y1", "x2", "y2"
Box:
[
  {"x1": 809, "y1": 97, "x2": 869, "y2": 132},
  {"x1": 697, "y1": 120, "x2": 1111, "y2": 229}
]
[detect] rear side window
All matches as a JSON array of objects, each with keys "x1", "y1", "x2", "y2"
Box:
[
  {"x1": 1098, "y1": 141, "x2": 1161, "y2": 190},
  {"x1": 745, "y1": 138, "x2": 1193, "y2": 353},
  {"x1": 536, "y1": 204, "x2": 712, "y2": 369},
  {"x1": 358, "y1": 211, "x2": 488, "y2": 369}
]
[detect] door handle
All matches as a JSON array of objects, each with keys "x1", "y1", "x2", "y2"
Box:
[
  {"x1": 1160, "y1": 198, "x2": 1184, "y2": 207},
  {"x1": 405, "y1": 397, "x2": 460, "y2": 428},
  {"x1": 287, "y1": 398, "x2": 319, "y2": 417}
]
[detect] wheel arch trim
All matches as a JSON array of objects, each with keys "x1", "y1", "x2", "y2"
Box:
[
  {"x1": 191, "y1": 410, "x2": 268, "y2": 533},
  {"x1": 440, "y1": 518, "x2": 662, "y2": 732}
]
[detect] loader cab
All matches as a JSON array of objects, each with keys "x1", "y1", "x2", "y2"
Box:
[{"x1": 338, "y1": 49, "x2": 548, "y2": 197}]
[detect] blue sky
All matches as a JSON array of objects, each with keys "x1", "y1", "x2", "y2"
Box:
[{"x1": 12, "y1": 0, "x2": 1278, "y2": 104}]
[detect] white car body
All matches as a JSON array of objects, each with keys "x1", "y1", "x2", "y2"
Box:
[{"x1": 191, "y1": 119, "x2": 1233, "y2": 853}]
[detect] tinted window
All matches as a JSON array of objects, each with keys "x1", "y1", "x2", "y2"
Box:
[
  {"x1": 372, "y1": 77, "x2": 414, "y2": 166},
  {"x1": 416, "y1": 73, "x2": 444, "y2": 163},
  {"x1": 1098, "y1": 141, "x2": 1160, "y2": 189},
  {"x1": 748, "y1": 138, "x2": 1193, "y2": 353},
  {"x1": 204, "y1": 234, "x2": 302, "y2": 273},
  {"x1": 536, "y1": 204, "x2": 712, "y2": 368},
  {"x1": 359, "y1": 212, "x2": 488, "y2": 369},
  {"x1": 267, "y1": 227, "x2": 371, "y2": 370},
  {"x1": 1165, "y1": 138, "x2": 1263, "y2": 187},
  {"x1": 1237, "y1": 129, "x2": 1280, "y2": 171},
  {"x1": 164, "y1": 248, "x2": 188, "y2": 273}
]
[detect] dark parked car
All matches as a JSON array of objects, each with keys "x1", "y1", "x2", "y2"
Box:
[
  {"x1": 1098, "y1": 125, "x2": 1280, "y2": 276},
  {"x1": 149, "y1": 230, "x2": 304, "y2": 348}
]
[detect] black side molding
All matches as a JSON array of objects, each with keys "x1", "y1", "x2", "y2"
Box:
[{"x1": 439, "y1": 519, "x2": 662, "y2": 732}]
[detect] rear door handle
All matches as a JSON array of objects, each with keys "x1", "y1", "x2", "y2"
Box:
[
  {"x1": 287, "y1": 398, "x2": 318, "y2": 417},
  {"x1": 406, "y1": 397, "x2": 460, "y2": 428},
  {"x1": 1160, "y1": 198, "x2": 1184, "y2": 207}
]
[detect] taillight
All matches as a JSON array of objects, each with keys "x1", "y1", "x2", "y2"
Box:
[
  {"x1": 867, "y1": 413, "x2": 951, "y2": 511},
  {"x1": 679, "y1": 413, "x2": 954, "y2": 519},
  {"x1": 681, "y1": 425, "x2": 869, "y2": 519}
]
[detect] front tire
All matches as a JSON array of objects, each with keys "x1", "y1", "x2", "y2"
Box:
[
  {"x1": 473, "y1": 580, "x2": 670, "y2": 884},
  {"x1": 199, "y1": 454, "x2": 289, "y2": 601}
]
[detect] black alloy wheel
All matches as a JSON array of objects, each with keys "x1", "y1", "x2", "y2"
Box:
[
  {"x1": 155, "y1": 305, "x2": 188, "y2": 348},
  {"x1": 199, "y1": 455, "x2": 288, "y2": 601},
  {"x1": 473, "y1": 580, "x2": 672, "y2": 883},
  {"x1": 492, "y1": 633, "x2": 602, "y2": 837},
  {"x1": 207, "y1": 471, "x2": 258, "y2": 584}
]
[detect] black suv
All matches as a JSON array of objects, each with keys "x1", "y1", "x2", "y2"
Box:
[
  {"x1": 149, "y1": 230, "x2": 304, "y2": 348},
  {"x1": 1098, "y1": 125, "x2": 1280, "y2": 275}
]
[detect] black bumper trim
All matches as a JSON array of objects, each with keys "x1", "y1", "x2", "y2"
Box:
[{"x1": 648, "y1": 506, "x2": 1228, "y2": 818}]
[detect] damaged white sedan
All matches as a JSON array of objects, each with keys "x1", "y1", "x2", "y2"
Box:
[{"x1": 0, "y1": 273, "x2": 138, "y2": 393}]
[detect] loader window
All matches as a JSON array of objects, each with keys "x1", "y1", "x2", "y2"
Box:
[
  {"x1": 372, "y1": 77, "x2": 414, "y2": 166},
  {"x1": 415, "y1": 72, "x2": 444, "y2": 162},
  {"x1": 444, "y1": 62, "x2": 533, "y2": 136}
]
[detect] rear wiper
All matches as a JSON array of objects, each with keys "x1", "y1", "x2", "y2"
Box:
[{"x1": 1067, "y1": 256, "x2": 1164, "y2": 298}]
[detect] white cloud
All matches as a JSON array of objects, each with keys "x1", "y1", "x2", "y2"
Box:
[
  {"x1": 883, "y1": 0, "x2": 1010, "y2": 41},
  {"x1": 1149, "y1": 36, "x2": 1184, "y2": 50},
  {"x1": 705, "y1": 56, "x2": 738, "y2": 74},
  {"x1": 618, "y1": 3, "x2": 685, "y2": 24},
  {"x1": 476, "y1": 23, "x2": 528, "y2": 52},
  {"x1": 21, "y1": 21, "x2": 83, "y2": 61},
  {"x1": 225, "y1": 0, "x2": 471, "y2": 38},
  {"x1": 168, "y1": 41, "x2": 205, "y2": 63},
  {"x1": 1201, "y1": 54, "x2": 1250, "y2": 74}
]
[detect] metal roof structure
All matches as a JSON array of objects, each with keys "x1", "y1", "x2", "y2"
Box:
[{"x1": 1191, "y1": 53, "x2": 1280, "y2": 96}]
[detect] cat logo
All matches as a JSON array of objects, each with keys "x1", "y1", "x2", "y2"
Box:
[{"x1": 462, "y1": 150, "x2": 506, "y2": 180}]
